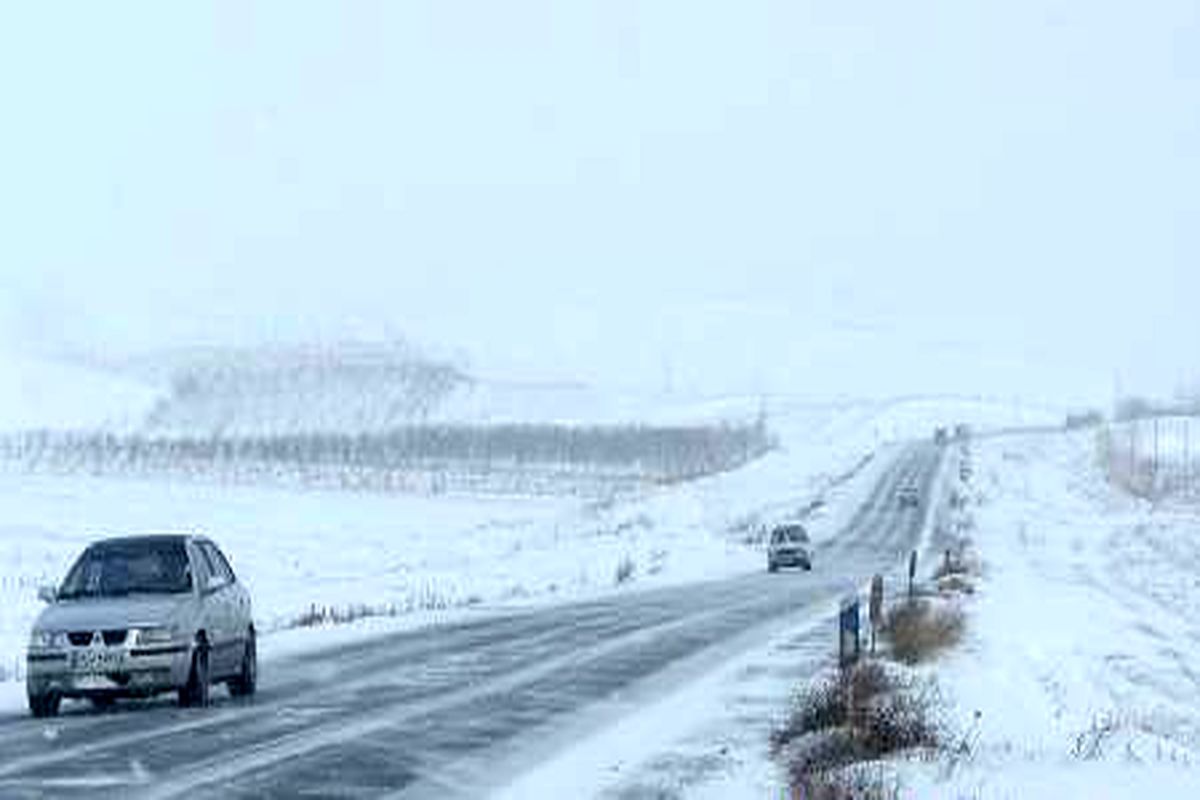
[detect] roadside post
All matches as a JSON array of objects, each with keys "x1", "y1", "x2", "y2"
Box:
[
  {"x1": 839, "y1": 595, "x2": 861, "y2": 669},
  {"x1": 869, "y1": 574, "x2": 884, "y2": 654},
  {"x1": 908, "y1": 550, "x2": 918, "y2": 599}
]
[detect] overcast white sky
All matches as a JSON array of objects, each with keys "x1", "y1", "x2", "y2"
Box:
[{"x1": 1, "y1": 1, "x2": 1197, "y2": 403}]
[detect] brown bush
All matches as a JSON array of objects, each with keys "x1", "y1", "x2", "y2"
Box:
[
  {"x1": 792, "y1": 764, "x2": 902, "y2": 800},
  {"x1": 855, "y1": 676, "x2": 942, "y2": 756},
  {"x1": 772, "y1": 661, "x2": 892, "y2": 753},
  {"x1": 883, "y1": 598, "x2": 964, "y2": 664},
  {"x1": 774, "y1": 660, "x2": 943, "y2": 792},
  {"x1": 771, "y1": 673, "x2": 847, "y2": 754},
  {"x1": 290, "y1": 602, "x2": 400, "y2": 628},
  {"x1": 936, "y1": 573, "x2": 975, "y2": 595}
]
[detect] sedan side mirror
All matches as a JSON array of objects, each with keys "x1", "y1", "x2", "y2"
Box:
[{"x1": 37, "y1": 585, "x2": 58, "y2": 604}]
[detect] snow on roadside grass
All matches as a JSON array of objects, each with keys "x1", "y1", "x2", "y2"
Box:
[
  {"x1": 0, "y1": 396, "x2": 1050, "y2": 700},
  {"x1": 0, "y1": 400, "x2": 878, "y2": 682},
  {"x1": 901, "y1": 431, "x2": 1200, "y2": 798}
]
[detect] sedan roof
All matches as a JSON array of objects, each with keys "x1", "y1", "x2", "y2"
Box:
[{"x1": 89, "y1": 534, "x2": 197, "y2": 549}]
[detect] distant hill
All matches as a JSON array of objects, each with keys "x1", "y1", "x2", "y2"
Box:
[
  {"x1": 136, "y1": 341, "x2": 469, "y2": 435},
  {"x1": 0, "y1": 347, "x2": 159, "y2": 432},
  {"x1": 1, "y1": 342, "x2": 775, "y2": 495},
  {"x1": 129, "y1": 342, "x2": 762, "y2": 435}
]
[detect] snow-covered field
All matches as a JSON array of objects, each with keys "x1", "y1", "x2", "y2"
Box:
[
  {"x1": 0, "y1": 383, "x2": 1053, "y2": 688},
  {"x1": 0, "y1": 348, "x2": 1069, "y2": 769},
  {"x1": 898, "y1": 430, "x2": 1200, "y2": 797},
  {"x1": 0, "y1": 398, "x2": 817, "y2": 683},
  {"x1": 554, "y1": 428, "x2": 1200, "y2": 799}
]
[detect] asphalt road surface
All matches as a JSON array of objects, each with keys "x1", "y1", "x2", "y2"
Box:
[{"x1": 0, "y1": 442, "x2": 944, "y2": 799}]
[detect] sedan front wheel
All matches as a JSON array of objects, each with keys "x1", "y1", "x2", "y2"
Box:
[
  {"x1": 179, "y1": 640, "x2": 211, "y2": 708},
  {"x1": 29, "y1": 690, "x2": 61, "y2": 719}
]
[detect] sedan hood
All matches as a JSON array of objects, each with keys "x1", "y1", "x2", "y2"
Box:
[{"x1": 35, "y1": 594, "x2": 191, "y2": 632}]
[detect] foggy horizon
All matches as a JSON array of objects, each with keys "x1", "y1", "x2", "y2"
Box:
[
  {"x1": 3, "y1": 1, "x2": 1196, "y2": 405},
  {"x1": 5, "y1": 7, "x2": 1200, "y2": 796}
]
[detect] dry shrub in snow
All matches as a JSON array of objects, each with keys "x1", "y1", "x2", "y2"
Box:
[
  {"x1": 883, "y1": 598, "x2": 965, "y2": 665},
  {"x1": 292, "y1": 603, "x2": 398, "y2": 628},
  {"x1": 773, "y1": 660, "x2": 943, "y2": 793},
  {"x1": 935, "y1": 573, "x2": 975, "y2": 595},
  {"x1": 288, "y1": 591, "x2": 461, "y2": 629},
  {"x1": 771, "y1": 670, "x2": 852, "y2": 747},
  {"x1": 791, "y1": 764, "x2": 903, "y2": 800}
]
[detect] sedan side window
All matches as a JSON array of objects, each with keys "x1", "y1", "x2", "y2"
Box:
[
  {"x1": 191, "y1": 543, "x2": 214, "y2": 593},
  {"x1": 206, "y1": 544, "x2": 237, "y2": 584},
  {"x1": 196, "y1": 543, "x2": 228, "y2": 593}
]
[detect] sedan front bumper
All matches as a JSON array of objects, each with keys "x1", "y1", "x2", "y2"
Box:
[
  {"x1": 27, "y1": 645, "x2": 190, "y2": 698},
  {"x1": 770, "y1": 549, "x2": 812, "y2": 569}
]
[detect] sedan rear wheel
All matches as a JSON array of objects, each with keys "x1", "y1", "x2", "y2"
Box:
[
  {"x1": 228, "y1": 629, "x2": 257, "y2": 698},
  {"x1": 90, "y1": 695, "x2": 116, "y2": 711}
]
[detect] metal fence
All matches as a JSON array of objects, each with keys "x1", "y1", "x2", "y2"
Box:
[{"x1": 1102, "y1": 416, "x2": 1200, "y2": 500}]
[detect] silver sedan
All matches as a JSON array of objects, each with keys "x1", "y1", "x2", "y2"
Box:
[
  {"x1": 26, "y1": 534, "x2": 256, "y2": 717},
  {"x1": 767, "y1": 524, "x2": 812, "y2": 572}
]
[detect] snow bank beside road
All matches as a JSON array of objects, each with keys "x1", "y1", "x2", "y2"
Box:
[
  {"x1": 904, "y1": 431, "x2": 1200, "y2": 798},
  {"x1": 0, "y1": 400, "x2": 865, "y2": 682},
  {"x1": 0, "y1": 395, "x2": 1044, "y2": 694}
]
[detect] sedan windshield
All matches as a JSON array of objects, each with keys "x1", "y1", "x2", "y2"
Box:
[
  {"x1": 773, "y1": 526, "x2": 807, "y2": 544},
  {"x1": 58, "y1": 540, "x2": 192, "y2": 599}
]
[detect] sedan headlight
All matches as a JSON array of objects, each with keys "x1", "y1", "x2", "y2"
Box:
[
  {"x1": 131, "y1": 627, "x2": 180, "y2": 646},
  {"x1": 29, "y1": 630, "x2": 67, "y2": 649}
]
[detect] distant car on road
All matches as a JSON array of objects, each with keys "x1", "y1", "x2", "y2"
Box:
[
  {"x1": 767, "y1": 524, "x2": 812, "y2": 572},
  {"x1": 897, "y1": 485, "x2": 921, "y2": 509},
  {"x1": 26, "y1": 534, "x2": 256, "y2": 718}
]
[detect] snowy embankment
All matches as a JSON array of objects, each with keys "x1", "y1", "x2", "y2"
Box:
[
  {"x1": 0, "y1": 349, "x2": 1060, "y2": 706},
  {"x1": 0, "y1": 399, "x2": 870, "y2": 686},
  {"x1": 557, "y1": 428, "x2": 1200, "y2": 799},
  {"x1": 900, "y1": 430, "x2": 1200, "y2": 797},
  {"x1": 0, "y1": 394, "x2": 1040, "y2": 692}
]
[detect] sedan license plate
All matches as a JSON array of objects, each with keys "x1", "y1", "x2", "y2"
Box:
[{"x1": 70, "y1": 649, "x2": 126, "y2": 674}]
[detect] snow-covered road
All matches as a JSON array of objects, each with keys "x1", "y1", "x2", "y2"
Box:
[{"x1": 0, "y1": 442, "x2": 943, "y2": 799}]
